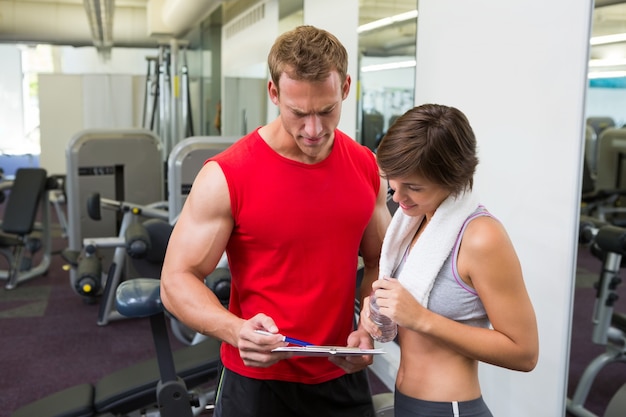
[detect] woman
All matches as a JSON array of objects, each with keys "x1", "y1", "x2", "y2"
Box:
[{"x1": 361, "y1": 103, "x2": 539, "y2": 417}]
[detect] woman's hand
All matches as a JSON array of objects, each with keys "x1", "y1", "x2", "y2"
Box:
[{"x1": 372, "y1": 277, "x2": 426, "y2": 332}]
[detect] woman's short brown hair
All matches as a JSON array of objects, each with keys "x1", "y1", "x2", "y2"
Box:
[{"x1": 376, "y1": 104, "x2": 479, "y2": 197}]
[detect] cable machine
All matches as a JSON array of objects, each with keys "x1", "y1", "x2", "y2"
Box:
[{"x1": 142, "y1": 40, "x2": 195, "y2": 160}]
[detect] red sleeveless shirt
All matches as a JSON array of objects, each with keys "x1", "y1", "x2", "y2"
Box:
[{"x1": 210, "y1": 128, "x2": 379, "y2": 383}]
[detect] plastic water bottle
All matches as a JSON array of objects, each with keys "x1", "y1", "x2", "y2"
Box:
[{"x1": 369, "y1": 289, "x2": 397, "y2": 343}]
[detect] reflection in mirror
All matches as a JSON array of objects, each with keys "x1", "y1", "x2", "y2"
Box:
[
  {"x1": 357, "y1": 0, "x2": 418, "y2": 151},
  {"x1": 585, "y1": 1, "x2": 626, "y2": 184},
  {"x1": 568, "y1": 2, "x2": 626, "y2": 416}
]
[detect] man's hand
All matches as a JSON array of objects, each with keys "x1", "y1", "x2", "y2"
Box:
[
  {"x1": 328, "y1": 327, "x2": 374, "y2": 373},
  {"x1": 237, "y1": 313, "x2": 293, "y2": 367}
]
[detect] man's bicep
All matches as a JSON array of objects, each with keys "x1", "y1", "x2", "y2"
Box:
[{"x1": 167, "y1": 162, "x2": 233, "y2": 275}]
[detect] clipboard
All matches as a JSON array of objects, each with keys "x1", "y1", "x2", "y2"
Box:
[{"x1": 272, "y1": 346, "x2": 385, "y2": 357}]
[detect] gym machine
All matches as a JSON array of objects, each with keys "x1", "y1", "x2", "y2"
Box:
[
  {"x1": 0, "y1": 168, "x2": 62, "y2": 290},
  {"x1": 566, "y1": 216, "x2": 626, "y2": 417},
  {"x1": 143, "y1": 41, "x2": 195, "y2": 160},
  {"x1": 65, "y1": 193, "x2": 170, "y2": 326},
  {"x1": 65, "y1": 129, "x2": 164, "y2": 302},
  {"x1": 167, "y1": 136, "x2": 238, "y2": 223}
]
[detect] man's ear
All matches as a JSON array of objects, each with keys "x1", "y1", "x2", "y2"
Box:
[
  {"x1": 268, "y1": 80, "x2": 279, "y2": 105},
  {"x1": 342, "y1": 74, "x2": 352, "y2": 100}
]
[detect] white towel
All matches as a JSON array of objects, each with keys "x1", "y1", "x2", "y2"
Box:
[{"x1": 379, "y1": 190, "x2": 480, "y2": 306}]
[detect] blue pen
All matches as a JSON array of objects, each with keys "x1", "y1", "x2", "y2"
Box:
[{"x1": 254, "y1": 330, "x2": 313, "y2": 346}]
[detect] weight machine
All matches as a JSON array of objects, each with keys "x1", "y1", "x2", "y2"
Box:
[
  {"x1": 143, "y1": 40, "x2": 195, "y2": 160},
  {"x1": 64, "y1": 192, "x2": 169, "y2": 326},
  {"x1": 566, "y1": 216, "x2": 626, "y2": 417},
  {"x1": 0, "y1": 168, "x2": 59, "y2": 290},
  {"x1": 65, "y1": 129, "x2": 164, "y2": 303}
]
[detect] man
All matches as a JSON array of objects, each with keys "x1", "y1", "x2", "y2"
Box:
[{"x1": 161, "y1": 25, "x2": 391, "y2": 417}]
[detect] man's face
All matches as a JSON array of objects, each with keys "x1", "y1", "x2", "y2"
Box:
[{"x1": 269, "y1": 70, "x2": 350, "y2": 162}]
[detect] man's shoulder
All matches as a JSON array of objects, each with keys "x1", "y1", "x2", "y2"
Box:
[
  {"x1": 335, "y1": 129, "x2": 372, "y2": 154},
  {"x1": 334, "y1": 129, "x2": 356, "y2": 143},
  {"x1": 213, "y1": 130, "x2": 260, "y2": 161}
]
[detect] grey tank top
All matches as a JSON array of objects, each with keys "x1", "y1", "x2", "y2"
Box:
[{"x1": 393, "y1": 206, "x2": 491, "y2": 328}]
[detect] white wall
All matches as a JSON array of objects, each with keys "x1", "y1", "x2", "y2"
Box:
[
  {"x1": 37, "y1": 45, "x2": 158, "y2": 174},
  {"x1": 412, "y1": 1, "x2": 591, "y2": 416},
  {"x1": 38, "y1": 74, "x2": 83, "y2": 175},
  {"x1": 38, "y1": 73, "x2": 145, "y2": 175},
  {"x1": 221, "y1": 1, "x2": 278, "y2": 80},
  {"x1": 55, "y1": 46, "x2": 155, "y2": 75}
]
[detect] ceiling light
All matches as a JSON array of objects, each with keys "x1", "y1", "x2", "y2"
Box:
[
  {"x1": 358, "y1": 10, "x2": 418, "y2": 34},
  {"x1": 361, "y1": 60, "x2": 416, "y2": 73},
  {"x1": 588, "y1": 70, "x2": 626, "y2": 79},
  {"x1": 590, "y1": 33, "x2": 626, "y2": 46},
  {"x1": 589, "y1": 58, "x2": 626, "y2": 68}
]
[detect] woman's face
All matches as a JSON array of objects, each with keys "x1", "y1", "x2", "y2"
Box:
[{"x1": 389, "y1": 174, "x2": 450, "y2": 218}]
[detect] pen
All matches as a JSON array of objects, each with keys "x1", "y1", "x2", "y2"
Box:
[{"x1": 254, "y1": 330, "x2": 313, "y2": 346}]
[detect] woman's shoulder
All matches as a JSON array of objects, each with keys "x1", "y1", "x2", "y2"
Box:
[{"x1": 462, "y1": 213, "x2": 512, "y2": 254}]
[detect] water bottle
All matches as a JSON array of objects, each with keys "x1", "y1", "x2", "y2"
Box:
[{"x1": 369, "y1": 288, "x2": 397, "y2": 343}]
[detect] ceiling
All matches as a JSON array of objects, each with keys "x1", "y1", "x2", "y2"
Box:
[
  {"x1": 0, "y1": 0, "x2": 624, "y2": 69},
  {"x1": 0, "y1": 0, "x2": 418, "y2": 55}
]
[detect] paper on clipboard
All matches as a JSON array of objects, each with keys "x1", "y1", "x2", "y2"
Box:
[{"x1": 272, "y1": 346, "x2": 385, "y2": 357}]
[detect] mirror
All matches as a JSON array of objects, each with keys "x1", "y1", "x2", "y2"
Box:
[
  {"x1": 584, "y1": 0, "x2": 626, "y2": 182},
  {"x1": 357, "y1": 0, "x2": 418, "y2": 151},
  {"x1": 568, "y1": 1, "x2": 626, "y2": 416}
]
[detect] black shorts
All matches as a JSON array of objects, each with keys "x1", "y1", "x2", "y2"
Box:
[
  {"x1": 213, "y1": 365, "x2": 375, "y2": 417},
  {"x1": 394, "y1": 389, "x2": 493, "y2": 417}
]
